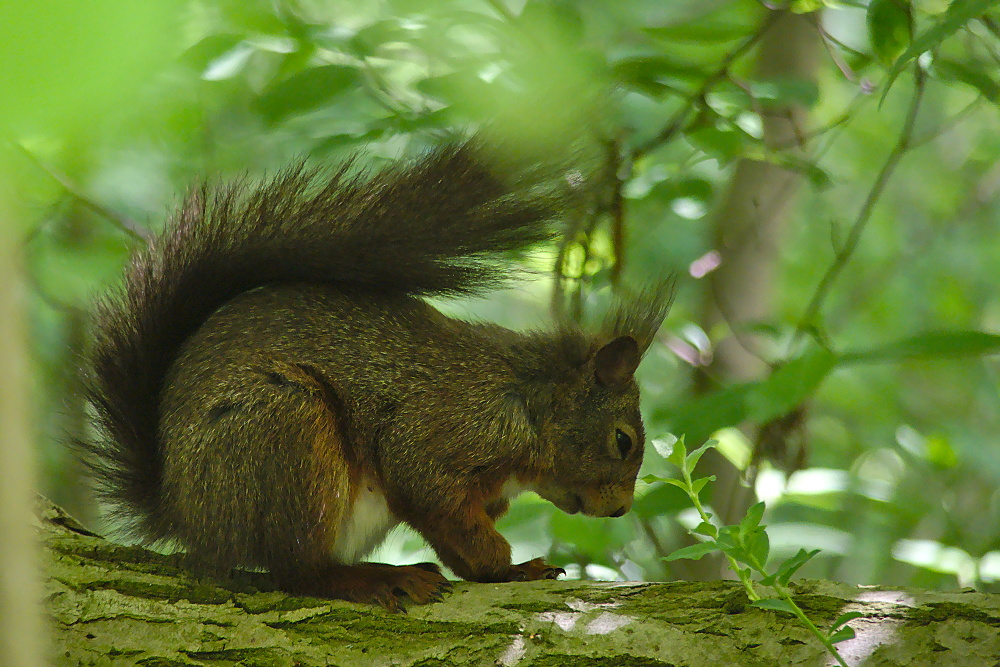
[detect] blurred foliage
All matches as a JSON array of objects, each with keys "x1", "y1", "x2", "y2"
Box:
[{"x1": 6, "y1": 0, "x2": 1000, "y2": 593}]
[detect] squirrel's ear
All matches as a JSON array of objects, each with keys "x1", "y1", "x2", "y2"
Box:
[
  {"x1": 594, "y1": 336, "x2": 640, "y2": 387},
  {"x1": 602, "y1": 277, "x2": 676, "y2": 356}
]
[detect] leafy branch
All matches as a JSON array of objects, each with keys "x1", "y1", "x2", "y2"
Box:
[
  {"x1": 656, "y1": 437, "x2": 858, "y2": 667},
  {"x1": 632, "y1": 10, "x2": 781, "y2": 160}
]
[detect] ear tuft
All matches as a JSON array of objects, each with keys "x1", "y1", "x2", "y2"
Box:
[
  {"x1": 602, "y1": 277, "x2": 676, "y2": 356},
  {"x1": 594, "y1": 336, "x2": 640, "y2": 387}
]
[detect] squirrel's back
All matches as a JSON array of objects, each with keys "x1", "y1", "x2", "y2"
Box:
[{"x1": 83, "y1": 141, "x2": 565, "y2": 543}]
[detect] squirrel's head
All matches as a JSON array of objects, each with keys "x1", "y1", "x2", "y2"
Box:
[
  {"x1": 530, "y1": 334, "x2": 646, "y2": 518},
  {"x1": 522, "y1": 280, "x2": 675, "y2": 519}
]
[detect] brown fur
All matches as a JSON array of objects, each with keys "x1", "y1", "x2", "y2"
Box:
[{"x1": 81, "y1": 141, "x2": 674, "y2": 609}]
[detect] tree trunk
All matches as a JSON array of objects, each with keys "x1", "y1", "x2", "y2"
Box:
[
  {"x1": 39, "y1": 498, "x2": 1000, "y2": 666},
  {"x1": 694, "y1": 10, "x2": 824, "y2": 577},
  {"x1": 1, "y1": 162, "x2": 48, "y2": 667}
]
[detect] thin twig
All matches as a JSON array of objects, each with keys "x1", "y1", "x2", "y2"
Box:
[
  {"x1": 795, "y1": 65, "x2": 926, "y2": 338},
  {"x1": 633, "y1": 10, "x2": 781, "y2": 160},
  {"x1": 911, "y1": 96, "x2": 982, "y2": 147},
  {"x1": 817, "y1": 25, "x2": 857, "y2": 82},
  {"x1": 11, "y1": 140, "x2": 150, "y2": 242}
]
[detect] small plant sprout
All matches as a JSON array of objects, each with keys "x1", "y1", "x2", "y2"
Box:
[{"x1": 651, "y1": 436, "x2": 858, "y2": 667}]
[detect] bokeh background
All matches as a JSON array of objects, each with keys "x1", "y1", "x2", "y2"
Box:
[{"x1": 4, "y1": 0, "x2": 1000, "y2": 593}]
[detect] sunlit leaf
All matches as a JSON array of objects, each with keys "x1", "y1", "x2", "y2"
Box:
[
  {"x1": 180, "y1": 34, "x2": 246, "y2": 73},
  {"x1": 791, "y1": 0, "x2": 825, "y2": 12},
  {"x1": 651, "y1": 435, "x2": 679, "y2": 460}
]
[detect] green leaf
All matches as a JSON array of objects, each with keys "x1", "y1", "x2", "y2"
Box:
[
  {"x1": 867, "y1": 0, "x2": 914, "y2": 66},
  {"x1": 693, "y1": 521, "x2": 719, "y2": 538},
  {"x1": 745, "y1": 528, "x2": 770, "y2": 569},
  {"x1": 753, "y1": 598, "x2": 797, "y2": 614},
  {"x1": 744, "y1": 347, "x2": 837, "y2": 423},
  {"x1": 690, "y1": 475, "x2": 717, "y2": 496},
  {"x1": 932, "y1": 59, "x2": 1000, "y2": 104},
  {"x1": 179, "y1": 33, "x2": 246, "y2": 73},
  {"x1": 773, "y1": 548, "x2": 820, "y2": 586},
  {"x1": 791, "y1": 0, "x2": 824, "y2": 12},
  {"x1": 664, "y1": 541, "x2": 719, "y2": 562},
  {"x1": 662, "y1": 347, "x2": 835, "y2": 447},
  {"x1": 740, "y1": 502, "x2": 766, "y2": 533},
  {"x1": 309, "y1": 130, "x2": 385, "y2": 156},
  {"x1": 685, "y1": 439, "x2": 719, "y2": 472},
  {"x1": 831, "y1": 611, "x2": 865, "y2": 631},
  {"x1": 714, "y1": 529, "x2": 740, "y2": 555},
  {"x1": 842, "y1": 330, "x2": 1000, "y2": 364},
  {"x1": 686, "y1": 124, "x2": 752, "y2": 165},
  {"x1": 829, "y1": 626, "x2": 857, "y2": 643},
  {"x1": 750, "y1": 78, "x2": 820, "y2": 108},
  {"x1": 612, "y1": 54, "x2": 709, "y2": 96},
  {"x1": 658, "y1": 383, "x2": 750, "y2": 449},
  {"x1": 650, "y1": 435, "x2": 680, "y2": 461},
  {"x1": 881, "y1": 0, "x2": 995, "y2": 101},
  {"x1": 666, "y1": 434, "x2": 687, "y2": 467},
  {"x1": 255, "y1": 65, "x2": 363, "y2": 124}
]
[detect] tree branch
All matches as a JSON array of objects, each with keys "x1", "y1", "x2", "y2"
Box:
[
  {"x1": 11, "y1": 141, "x2": 150, "y2": 242},
  {"x1": 38, "y1": 497, "x2": 1000, "y2": 666},
  {"x1": 633, "y1": 10, "x2": 781, "y2": 160},
  {"x1": 795, "y1": 65, "x2": 926, "y2": 339}
]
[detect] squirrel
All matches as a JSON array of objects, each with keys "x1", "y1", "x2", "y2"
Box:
[{"x1": 81, "y1": 139, "x2": 674, "y2": 610}]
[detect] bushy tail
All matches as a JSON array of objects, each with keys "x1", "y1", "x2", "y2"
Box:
[{"x1": 82, "y1": 140, "x2": 566, "y2": 540}]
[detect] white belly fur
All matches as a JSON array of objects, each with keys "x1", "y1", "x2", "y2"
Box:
[{"x1": 332, "y1": 481, "x2": 399, "y2": 563}]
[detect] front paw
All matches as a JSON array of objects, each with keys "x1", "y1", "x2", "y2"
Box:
[{"x1": 508, "y1": 558, "x2": 565, "y2": 582}]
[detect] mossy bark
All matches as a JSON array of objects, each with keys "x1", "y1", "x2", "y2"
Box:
[{"x1": 40, "y1": 498, "x2": 1000, "y2": 666}]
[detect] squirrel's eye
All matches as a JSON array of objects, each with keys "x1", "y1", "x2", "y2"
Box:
[{"x1": 615, "y1": 429, "x2": 632, "y2": 459}]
